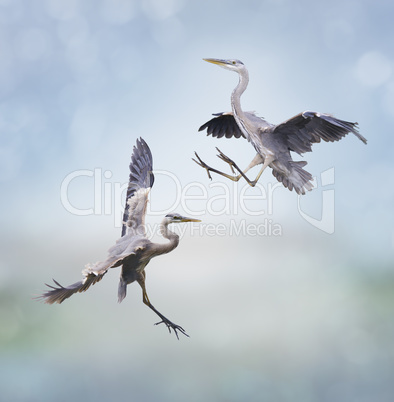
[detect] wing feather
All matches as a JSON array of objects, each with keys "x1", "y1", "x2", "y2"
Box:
[
  {"x1": 199, "y1": 112, "x2": 246, "y2": 139},
  {"x1": 121, "y1": 138, "x2": 154, "y2": 236},
  {"x1": 36, "y1": 245, "x2": 135, "y2": 304},
  {"x1": 36, "y1": 273, "x2": 106, "y2": 304},
  {"x1": 36, "y1": 234, "x2": 151, "y2": 304},
  {"x1": 273, "y1": 111, "x2": 367, "y2": 155}
]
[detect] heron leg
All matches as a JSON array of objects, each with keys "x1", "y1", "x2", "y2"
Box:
[
  {"x1": 137, "y1": 274, "x2": 189, "y2": 340},
  {"x1": 194, "y1": 148, "x2": 273, "y2": 187},
  {"x1": 216, "y1": 148, "x2": 275, "y2": 186},
  {"x1": 193, "y1": 151, "x2": 251, "y2": 183},
  {"x1": 193, "y1": 152, "x2": 229, "y2": 181}
]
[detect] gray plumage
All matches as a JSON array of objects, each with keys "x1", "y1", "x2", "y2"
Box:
[
  {"x1": 37, "y1": 138, "x2": 200, "y2": 339},
  {"x1": 194, "y1": 58, "x2": 367, "y2": 195},
  {"x1": 121, "y1": 138, "x2": 154, "y2": 236}
]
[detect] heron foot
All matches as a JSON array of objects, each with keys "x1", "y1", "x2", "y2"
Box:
[
  {"x1": 215, "y1": 147, "x2": 237, "y2": 174},
  {"x1": 192, "y1": 152, "x2": 213, "y2": 180},
  {"x1": 154, "y1": 318, "x2": 189, "y2": 340},
  {"x1": 215, "y1": 147, "x2": 260, "y2": 186},
  {"x1": 193, "y1": 151, "x2": 244, "y2": 183}
]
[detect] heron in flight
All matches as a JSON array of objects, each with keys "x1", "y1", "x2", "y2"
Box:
[
  {"x1": 194, "y1": 58, "x2": 367, "y2": 195},
  {"x1": 38, "y1": 138, "x2": 200, "y2": 339}
]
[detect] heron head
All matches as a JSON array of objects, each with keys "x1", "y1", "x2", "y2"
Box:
[
  {"x1": 203, "y1": 58, "x2": 245, "y2": 73},
  {"x1": 164, "y1": 213, "x2": 201, "y2": 224}
]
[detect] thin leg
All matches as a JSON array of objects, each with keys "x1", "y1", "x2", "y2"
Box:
[
  {"x1": 137, "y1": 274, "x2": 189, "y2": 339},
  {"x1": 193, "y1": 148, "x2": 274, "y2": 187},
  {"x1": 193, "y1": 152, "x2": 234, "y2": 181}
]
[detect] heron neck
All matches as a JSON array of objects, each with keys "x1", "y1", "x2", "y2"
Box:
[
  {"x1": 231, "y1": 69, "x2": 250, "y2": 135},
  {"x1": 154, "y1": 220, "x2": 180, "y2": 256}
]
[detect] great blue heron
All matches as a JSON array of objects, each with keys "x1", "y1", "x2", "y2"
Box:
[
  {"x1": 37, "y1": 138, "x2": 200, "y2": 339},
  {"x1": 193, "y1": 58, "x2": 367, "y2": 195}
]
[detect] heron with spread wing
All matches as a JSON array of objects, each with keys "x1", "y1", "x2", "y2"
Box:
[
  {"x1": 38, "y1": 138, "x2": 200, "y2": 339},
  {"x1": 194, "y1": 58, "x2": 367, "y2": 195}
]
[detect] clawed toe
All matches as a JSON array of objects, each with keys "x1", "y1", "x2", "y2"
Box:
[
  {"x1": 193, "y1": 149, "x2": 244, "y2": 183},
  {"x1": 216, "y1": 148, "x2": 236, "y2": 173},
  {"x1": 216, "y1": 147, "x2": 232, "y2": 163},
  {"x1": 154, "y1": 319, "x2": 189, "y2": 340},
  {"x1": 192, "y1": 152, "x2": 204, "y2": 167},
  {"x1": 192, "y1": 152, "x2": 213, "y2": 180}
]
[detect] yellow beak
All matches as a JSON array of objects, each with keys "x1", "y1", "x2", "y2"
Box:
[
  {"x1": 181, "y1": 217, "x2": 202, "y2": 223},
  {"x1": 203, "y1": 58, "x2": 228, "y2": 66}
]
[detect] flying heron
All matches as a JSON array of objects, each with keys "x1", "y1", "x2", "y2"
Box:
[
  {"x1": 193, "y1": 58, "x2": 367, "y2": 195},
  {"x1": 37, "y1": 138, "x2": 200, "y2": 339}
]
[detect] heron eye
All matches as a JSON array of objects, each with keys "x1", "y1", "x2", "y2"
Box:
[{"x1": 232, "y1": 61, "x2": 236, "y2": 65}]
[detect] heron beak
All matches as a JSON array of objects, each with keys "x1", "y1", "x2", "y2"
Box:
[
  {"x1": 180, "y1": 217, "x2": 201, "y2": 223},
  {"x1": 203, "y1": 58, "x2": 228, "y2": 67}
]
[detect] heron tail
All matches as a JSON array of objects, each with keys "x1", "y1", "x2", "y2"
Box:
[
  {"x1": 118, "y1": 279, "x2": 127, "y2": 303},
  {"x1": 272, "y1": 161, "x2": 313, "y2": 195},
  {"x1": 289, "y1": 161, "x2": 314, "y2": 194}
]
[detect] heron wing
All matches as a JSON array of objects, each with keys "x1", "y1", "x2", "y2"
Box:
[
  {"x1": 37, "y1": 274, "x2": 108, "y2": 304},
  {"x1": 36, "y1": 251, "x2": 130, "y2": 304},
  {"x1": 199, "y1": 112, "x2": 250, "y2": 139},
  {"x1": 36, "y1": 260, "x2": 122, "y2": 304},
  {"x1": 121, "y1": 137, "x2": 155, "y2": 237},
  {"x1": 273, "y1": 111, "x2": 367, "y2": 155},
  {"x1": 37, "y1": 236, "x2": 150, "y2": 304}
]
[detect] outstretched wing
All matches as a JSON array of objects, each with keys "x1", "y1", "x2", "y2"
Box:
[
  {"x1": 36, "y1": 261, "x2": 118, "y2": 304},
  {"x1": 36, "y1": 248, "x2": 127, "y2": 304},
  {"x1": 273, "y1": 111, "x2": 367, "y2": 155},
  {"x1": 37, "y1": 274, "x2": 107, "y2": 304},
  {"x1": 121, "y1": 137, "x2": 155, "y2": 237},
  {"x1": 37, "y1": 235, "x2": 150, "y2": 304},
  {"x1": 199, "y1": 112, "x2": 248, "y2": 139}
]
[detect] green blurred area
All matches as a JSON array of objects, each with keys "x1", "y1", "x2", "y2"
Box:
[{"x1": 1, "y1": 234, "x2": 394, "y2": 402}]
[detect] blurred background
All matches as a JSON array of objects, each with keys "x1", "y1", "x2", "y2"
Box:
[{"x1": 1, "y1": 0, "x2": 393, "y2": 401}]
